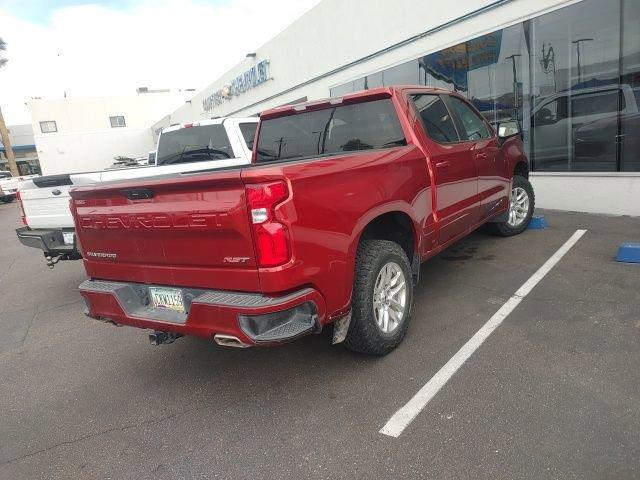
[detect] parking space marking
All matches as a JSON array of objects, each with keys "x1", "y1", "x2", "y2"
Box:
[{"x1": 380, "y1": 229, "x2": 588, "y2": 438}]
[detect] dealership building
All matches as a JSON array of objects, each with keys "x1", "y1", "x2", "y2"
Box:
[
  {"x1": 28, "y1": 89, "x2": 193, "y2": 175},
  {"x1": 150, "y1": 0, "x2": 640, "y2": 216}
]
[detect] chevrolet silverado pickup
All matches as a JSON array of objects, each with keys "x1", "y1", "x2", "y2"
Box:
[
  {"x1": 16, "y1": 117, "x2": 258, "y2": 267},
  {"x1": 71, "y1": 87, "x2": 534, "y2": 355}
]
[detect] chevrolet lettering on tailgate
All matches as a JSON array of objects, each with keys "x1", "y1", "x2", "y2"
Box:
[{"x1": 79, "y1": 213, "x2": 229, "y2": 230}]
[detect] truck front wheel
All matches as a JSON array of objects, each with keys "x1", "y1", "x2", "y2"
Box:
[
  {"x1": 0, "y1": 195, "x2": 15, "y2": 204},
  {"x1": 491, "y1": 175, "x2": 535, "y2": 236},
  {"x1": 344, "y1": 239, "x2": 413, "y2": 355}
]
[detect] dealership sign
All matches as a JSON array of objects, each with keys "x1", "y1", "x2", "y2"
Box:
[{"x1": 202, "y1": 59, "x2": 270, "y2": 111}]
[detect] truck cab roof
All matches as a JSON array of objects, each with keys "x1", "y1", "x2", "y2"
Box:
[{"x1": 260, "y1": 86, "x2": 454, "y2": 119}]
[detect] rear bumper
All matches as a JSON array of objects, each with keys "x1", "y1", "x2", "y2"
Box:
[
  {"x1": 15, "y1": 226, "x2": 80, "y2": 258},
  {"x1": 79, "y1": 279, "x2": 326, "y2": 346}
]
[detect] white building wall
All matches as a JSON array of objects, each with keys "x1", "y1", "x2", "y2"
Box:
[
  {"x1": 29, "y1": 92, "x2": 190, "y2": 175},
  {"x1": 531, "y1": 174, "x2": 640, "y2": 217},
  {"x1": 156, "y1": 0, "x2": 580, "y2": 127},
  {"x1": 32, "y1": 129, "x2": 154, "y2": 175}
]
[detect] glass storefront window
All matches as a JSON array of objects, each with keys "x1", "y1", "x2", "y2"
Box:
[
  {"x1": 531, "y1": 0, "x2": 621, "y2": 171},
  {"x1": 620, "y1": 0, "x2": 640, "y2": 171},
  {"x1": 382, "y1": 60, "x2": 420, "y2": 86},
  {"x1": 329, "y1": 82, "x2": 355, "y2": 97},
  {"x1": 328, "y1": 0, "x2": 637, "y2": 172}
]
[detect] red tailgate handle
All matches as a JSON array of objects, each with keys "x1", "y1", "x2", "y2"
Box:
[{"x1": 122, "y1": 188, "x2": 155, "y2": 200}]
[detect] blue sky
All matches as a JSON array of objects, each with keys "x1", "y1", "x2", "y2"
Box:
[{"x1": 0, "y1": 0, "x2": 319, "y2": 124}]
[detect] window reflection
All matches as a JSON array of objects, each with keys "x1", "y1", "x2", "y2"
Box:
[
  {"x1": 531, "y1": 0, "x2": 621, "y2": 171},
  {"x1": 329, "y1": 0, "x2": 638, "y2": 172}
]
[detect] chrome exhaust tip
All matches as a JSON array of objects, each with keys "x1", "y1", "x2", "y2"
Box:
[{"x1": 214, "y1": 334, "x2": 251, "y2": 348}]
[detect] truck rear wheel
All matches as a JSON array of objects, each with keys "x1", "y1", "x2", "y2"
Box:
[
  {"x1": 344, "y1": 239, "x2": 413, "y2": 355},
  {"x1": 491, "y1": 175, "x2": 535, "y2": 236},
  {"x1": 0, "y1": 195, "x2": 15, "y2": 204}
]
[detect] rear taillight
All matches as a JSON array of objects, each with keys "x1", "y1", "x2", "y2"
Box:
[
  {"x1": 246, "y1": 181, "x2": 290, "y2": 267},
  {"x1": 16, "y1": 190, "x2": 26, "y2": 226}
]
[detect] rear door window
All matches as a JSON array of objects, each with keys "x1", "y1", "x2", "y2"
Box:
[
  {"x1": 571, "y1": 90, "x2": 623, "y2": 117},
  {"x1": 411, "y1": 94, "x2": 459, "y2": 143},
  {"x1": 444, "y1": 95, "x2": 491, "y2": 141},
  {"x1": 156, "y1": 124, "x2": 234, "y2": 165},
  {"x1": 255, "y1": 99, "x2": 406, "y2": 163}
]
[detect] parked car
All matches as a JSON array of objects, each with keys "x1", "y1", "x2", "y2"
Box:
[
  {"x1": 531, "y1": 84, "x2": 638, "y2": 170},
  {"x1": 573, "y1": 111, "x2": 640, "y2": 172},
  {"x1": 16, "y1": 117, "x2": 258, "y2": 267},
  {"x1": 71, "y1": 87, "x2": 533, "y2": 355},
  {"x1": 0, "y1": 171, "x2": 39, "y2": 203}
]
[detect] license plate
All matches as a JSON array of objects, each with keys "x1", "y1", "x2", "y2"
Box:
[
  {"x1": 149, "y1": 287, "x2": 185, "y2": 312},
  {"x1": 62, "y1": 232, "x2": 75, "y2": 245}
]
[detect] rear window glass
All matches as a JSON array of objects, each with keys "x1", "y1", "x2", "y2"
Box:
[
  {"x1": 255, "y1": 99, "x2": 406, "y2": 163},
  {"x1": 156, "y1": 124, "x2": 234, "y2": 165},
  {"x1": 239, "y1": 122, "x2": 258, "y2": 150},
  {"x1": 571, "y1": 90, "x2": 623, "y2": 117},
  {"x1": 411, "y1": 94, "x2": 459, "y2": 143}
]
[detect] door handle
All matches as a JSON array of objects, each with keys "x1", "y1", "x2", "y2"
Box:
[{"x1": 122, "y1": 188, "x2": 154, "y2": 200}]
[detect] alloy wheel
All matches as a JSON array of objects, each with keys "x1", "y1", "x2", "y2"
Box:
[
  {"x1": 507, "y1": 186, "x2": 530, "y2": 227},
  {"x1": 373, "y1": 261, "x2": 407, "y2": 334}
]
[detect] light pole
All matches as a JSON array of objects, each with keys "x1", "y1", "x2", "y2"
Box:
[
  {"x1": 505, "y1": 54, "x2": 522, "y2": 117},
  {"x1": 572, "y1": 38, "x2": 593, "y2": 85}
]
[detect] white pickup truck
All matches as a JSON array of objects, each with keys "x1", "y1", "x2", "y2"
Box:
[{"x1": 16, "y1": 117, "x2": 258, "y2": 267}]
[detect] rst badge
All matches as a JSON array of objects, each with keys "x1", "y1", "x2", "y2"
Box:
[{"x1": 223, "y1": 257, "x2": 250, "y2": 264}]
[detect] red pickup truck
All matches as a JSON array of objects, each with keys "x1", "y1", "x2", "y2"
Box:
[{"x1": 71, "y1": 87, "x2": 534, "y2": 355}]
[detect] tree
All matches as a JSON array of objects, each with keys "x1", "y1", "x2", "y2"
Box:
[{"x1": 0, "y1": 37, "x2": 19, "y2": 176}]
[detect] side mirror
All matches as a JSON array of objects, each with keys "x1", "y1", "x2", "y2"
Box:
[{"x1": 497, "y1": 120, "x2": 520, "y2": 140}]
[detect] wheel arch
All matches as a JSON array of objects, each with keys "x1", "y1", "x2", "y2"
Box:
[
  {"x1": 342, "y1": 204, "x2": 421, "y2": 306},
  {"x1": 514, "y1": 159, "x2": 529, "y2": 179}
]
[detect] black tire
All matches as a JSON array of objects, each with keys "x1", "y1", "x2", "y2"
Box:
[
  {"x1": 0, "y1": 195, "x2": 15, "y2": 204},
  {"x1": 344, "y1": 239, "x2": 413, "y2": 355},
  {"x1": 491, "y1": 175, "x2": 535, "y2": 237}
]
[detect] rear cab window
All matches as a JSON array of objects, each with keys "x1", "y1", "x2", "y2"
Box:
[
  {"x1": 239, "y1": 122, "x2": 258, "y2": 150},
  {"x1": 156, "y1": 124, "x2": 234, "y2": 166},
  {"x1": 255, "y1": 98, "x2": 406, "y2": 163}
]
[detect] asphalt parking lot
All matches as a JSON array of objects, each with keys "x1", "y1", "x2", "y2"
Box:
[{"x1": 1, "y1": 201, "x2": 639, "y2": 480}]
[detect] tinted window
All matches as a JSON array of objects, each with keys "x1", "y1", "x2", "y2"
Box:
[
  {"x1": 109, "y1": 115, "x2": 126, "y2": 128},
  {"x1": 239, "y1": 122, "x2": 257, "y2": 150},
  {"x1": 411, "y1": 94, "x2": 459, "y2": 143},
  {"x1": 156, "y1": 124, "x2": 234, "y2": 165},
  {"x1": 255, "y1": 99, "x2": 406, "y2": 163},
  {"x1": 445, "y1": 96, "x2": 491, "y2": 141},
  {"x1": 534, "y1": 96, "x2": 569, "y2": 126},
  {"x1": 571, "y1": 91, "x2": 623, "y2": 117},
  {"x1": 40, "y1": 121, "x2": 57, "y2": 133}
]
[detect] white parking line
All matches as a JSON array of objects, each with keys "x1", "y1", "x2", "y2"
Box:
[{"x1": 380, "y1": 229, "x2": 588, "y2": 438}]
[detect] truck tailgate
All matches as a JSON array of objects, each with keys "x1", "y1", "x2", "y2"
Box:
[
  {"x1": 19, "y1": 174, "x2": 96, "y2": 229},
  {"x1": 70, "y1": 170, "x2": 260, "y2": 291}
]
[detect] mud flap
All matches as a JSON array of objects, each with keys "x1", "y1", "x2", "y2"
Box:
[
  {"x1": 411, "y1": 253, "x2": 420, "y2": 287},
  {"x1": 332, "y1": 312, "x2": 352, "y2": 345}
]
